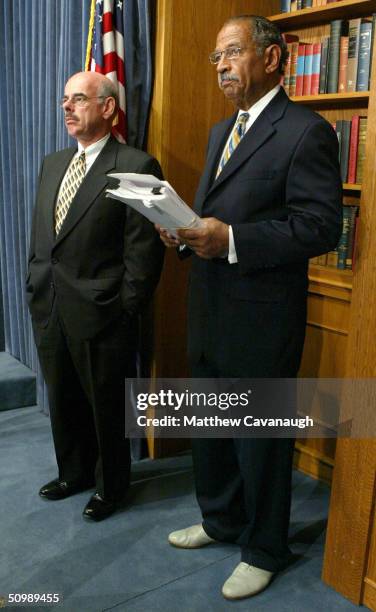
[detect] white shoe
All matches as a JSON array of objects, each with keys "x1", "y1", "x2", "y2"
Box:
[
  {"x1": 168, "y1": 524, "x2": 215, "y2": 548},
  {"x1": 222, "y1": 562, "x2": 274, "y2": 600}
]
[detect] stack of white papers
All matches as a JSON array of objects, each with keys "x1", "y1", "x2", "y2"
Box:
[{"x1": 106, "y1": 173, "x2": 203, "y2": 237}]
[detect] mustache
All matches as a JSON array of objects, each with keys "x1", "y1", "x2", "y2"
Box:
[
  {"x1": 219, "y1": 72, "x2": 239, "y2": 84},
  {"x1": 64, "y1": 113, "x2": 79, "y2": 120}
]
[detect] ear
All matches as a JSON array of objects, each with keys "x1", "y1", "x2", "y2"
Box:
[
  {"x1": 102, "y1": 96, "x2": 116, "y2": 120},
  {"x1": 264, "y1": 44, "x2": 281, "y2": 74}
]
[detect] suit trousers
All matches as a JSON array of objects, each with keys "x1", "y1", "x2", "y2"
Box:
[
  {"x1": 34, "y1": 301, "x2": 137, "y2": 501},
  {"x1": 190, "y1": 357, "x2": 295, "y2": 572}
]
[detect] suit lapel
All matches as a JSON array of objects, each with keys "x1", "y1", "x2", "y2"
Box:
[
  {"x1": 194, "y1": 115, "x2": 235, "y2": 216},
  {"x1": 207, "y1": 113, "x2": 275, "y2": 196},
  {"x1": 53, "y1": 137, "x2": 118, "y2": 248},
  {"x1": 43, "y1": 148, "x2": 75, "y2": 245},
  {"x1": 204, "y1": 88, "x2": 289, "y2": 200}
]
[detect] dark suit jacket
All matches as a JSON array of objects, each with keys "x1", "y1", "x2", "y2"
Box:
[
  {"x1": 188, "y1": 88, "x2": 342, "y2": 377},
  {"x1": 27, "y1": 136, "x2": 164, "y2": 340}
]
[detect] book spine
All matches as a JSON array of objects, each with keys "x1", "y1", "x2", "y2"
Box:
[
  {"x1": 352, "y1": 215, "x2": 360, "y2": 272},
  {"x1": 295, "y1": 44, "x2": 306, "y2": 96},
  {"x1": 327, "y1": 20, "x2": 345, "y2": 94},
  {"x1": 290, "y1": 0, "x2": 298, "y2": 10},
  {"x1": 281, "y1": 0, "x2": 291, "y2": 12},
  {"x1": 335, "y1": 119, "x2": 343, "y2": 165},
  {"x1": 302, "y1": 0, "x2": 313, "y2": 6},
  {"x1": 356, "y1": 117, "x2": 367, "y2": 183},
  {"x1": 283, "y1": 43, "x2": 292, "y2": 95},
  {"x1": 347, "y1": 19, "x2": 361, "y2": 92},
  {"x1": 303, "y1": 44, "x2": 314, "y2": 95},
  {"x1": 319, "y1": 37, "x2": 330, "y2": 93},
  {"x1": 311, "y1": 42, "x2": 321, "y2": 95},
  {"x1": 297, "y1": 0, "x2": 302, "y2": 9},
  {"x1": 347, "y1": 115, "x2": 360, "y2": 184},
  {"x1": 340, "y1": 120, "x2": 351, "y2": 183},
  {"x1": 369, "y1": 14, "x2": 376, "y2": 88},
  {"x1": 338, "y1": 36, "x2": 349, "y2": 92},
  {"x1": 289, "y1": 42, "x2": 300, "y2": 96},
  {"x1": 337, "y1": 207, "x2": 352, "y2": 269},
  {"x1": 345, "y1": 206, "x2": 359, "y2": 269},
  {"x1": 356, "y1": 21, "x2": 372, "y2": 91}
]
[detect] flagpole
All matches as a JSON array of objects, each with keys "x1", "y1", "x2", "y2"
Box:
[{"x1": 85, "y1": 0, "x2": 96, "y2": 70}]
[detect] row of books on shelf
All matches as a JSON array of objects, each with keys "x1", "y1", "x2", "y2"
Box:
[
  {"x1": 310, "y1": 205, "x2": 359, "y2": 270},
  {"x1": 283, "y1": 17, "x2": 376, "y2": 96},
  {"x1": 333, "y1": 115, "x2": 367, "y2": 184},
  {"x1": 281, "y1": 0, "x2": 355, "y2": 12}
]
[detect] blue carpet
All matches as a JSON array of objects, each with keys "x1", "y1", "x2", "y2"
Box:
[
  {"x1": 0, "y1": 352, "x2": 36, "y2": 411},
  {"x1": 0, "y1": 406, "x2": 359, "y2": 612}
]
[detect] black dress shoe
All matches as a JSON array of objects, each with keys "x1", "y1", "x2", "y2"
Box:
[
  {"x1": 82, "y1": 493, "x2": 118, "y2": 522},
  {"x1": 39, "y1": 478, "x2": 93, "y2": 500}
]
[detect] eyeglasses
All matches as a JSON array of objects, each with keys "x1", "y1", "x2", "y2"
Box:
[
  {"x1": 209, "y1": 46, "x2": 250, "y2": 65},
  {"x1": 59, "y1": 94, "x2": 105, "y2": 108}
]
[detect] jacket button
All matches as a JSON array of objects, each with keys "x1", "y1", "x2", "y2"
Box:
[
  {"x1": 51, "y1": 258, "x2": 58, "y2": 264},
  {"x1": 50, "y1": 282, "x2": 54, "y2": 289}
]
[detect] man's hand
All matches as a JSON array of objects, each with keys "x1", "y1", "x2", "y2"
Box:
[
  {"x1": 155, "y1": 224, "x2": 181, "y2": 248},
  {"x1": 177, "y1": 218, "x2": 229, "y2": 259}
]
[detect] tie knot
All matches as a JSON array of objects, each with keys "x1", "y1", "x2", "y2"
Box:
[
  {"x1": 238, "y1": 112, "x2": 249, "y2": 126},
  {"x1": 78, "y1": 151, "x2": 86, "y2": 165}
]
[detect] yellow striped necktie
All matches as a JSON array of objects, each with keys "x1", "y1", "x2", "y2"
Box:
[
  {"x1": 216, "y1": 112, "x2": 249, "y2": 178},
  {"x1": 55, "y1": 151, "x2": 86, "y2": 235}
]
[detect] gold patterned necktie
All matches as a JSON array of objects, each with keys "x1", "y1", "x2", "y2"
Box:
[
  {"x1": 216, "y1": 112, "x2": 250, "y2": 178},
  {"x1": 55, "y1": 151, "x2": 86, "y2": 235}
]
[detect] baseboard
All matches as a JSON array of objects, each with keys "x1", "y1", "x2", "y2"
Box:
[
  {"x1": 294, "y1": 441, "x2": 334, "y2": 485},
  {"x1": 363, "y1": 578, "x2": 376, "y2": 611}
]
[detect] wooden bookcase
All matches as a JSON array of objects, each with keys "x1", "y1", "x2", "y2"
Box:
[
  {"x1": 268, "y1": 1, "x2": 376, "y2": 608},
  {"x1": 267, "y1": 0, "x2": 376, "y2": 484}
]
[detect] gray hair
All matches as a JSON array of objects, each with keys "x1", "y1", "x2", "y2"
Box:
[
  {"x1": 224, "y1": 15, "x2": 288, "y2": 75},
  {"x1": 98, "y1": 79, "x2": 119, "y2": 111}
]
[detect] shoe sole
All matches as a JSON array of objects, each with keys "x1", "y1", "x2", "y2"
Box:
[{"x1": 168, "y1": 539, "x2": 215, "y2": 549}]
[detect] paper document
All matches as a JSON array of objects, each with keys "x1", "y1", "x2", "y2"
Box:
[{"x1": 106, "y1": 173, "x2": 203, "y2": 237}]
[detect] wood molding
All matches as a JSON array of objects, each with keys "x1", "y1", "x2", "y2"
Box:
[
  {"x1": 322, "y1": 440, "x2": 376, "y2": 604},
  {"x1": 294, "y1": 441, "x2": 334, "y2": 485},
  {"x1": 364, "y1": 579, "x2": 376, "y2": 612}
]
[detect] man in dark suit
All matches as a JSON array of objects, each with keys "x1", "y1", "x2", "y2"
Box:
[
  {"x1": 157, "y1": 15, "x2": 342, "y2": 600},
  {"x1": 27, "y1": 71, "x2": 164, "y2": 521}
]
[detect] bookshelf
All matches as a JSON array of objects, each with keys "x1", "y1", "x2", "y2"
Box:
[
  {"x1": 343, "y1": 182, "x2": 362, "y2": 190},
  {"x1": 269, "y1": 4, "x2": 371, "y2": 290},
  {"x1": 289, "y1": 90, "x2": 369, "y2": 105},
  {"x1": 267, "y1": 1, "x2": 371, "y2": 467},
  {"x1": 270, "y1": 2, "x2": 376, "y2": 607},
  {"x1": 269, "y1": 0, "x2": 376, "y2": 28}
]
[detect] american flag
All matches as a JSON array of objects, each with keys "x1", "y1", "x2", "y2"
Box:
[{"x1": 86, "y1": 0, "x2": 127, "y2": 142}]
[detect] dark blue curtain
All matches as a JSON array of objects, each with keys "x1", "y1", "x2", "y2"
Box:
[
  {"x1": 0, "y1": 0, "x2": 153, "y2": 411},
  {"x1": 124, "y1": 0, "x2": 153, "y2": 149}
]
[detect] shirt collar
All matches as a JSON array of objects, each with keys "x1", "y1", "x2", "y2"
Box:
[
  {"x1": 238, "y1": 84, "x2": 281, "y2": 122},
  {"x1": 77, "y1": 133, "x2": 111, "y2": 157}
]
